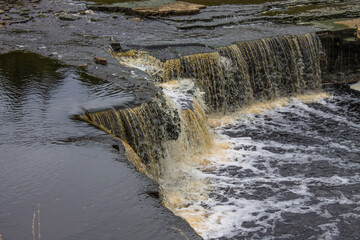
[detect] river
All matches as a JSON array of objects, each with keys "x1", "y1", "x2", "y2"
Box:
[{"x1": 0, "y1": 51, "x2": 200, "y2": 240}]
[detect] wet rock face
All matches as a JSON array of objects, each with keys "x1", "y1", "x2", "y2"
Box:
[
  {"x1": 158, "y1": 33, "x2": 322, "y2": 113},
  {"x1": 335, "y1": 19, "x2": 360, "y2": 39},
  {"x1": 318, "y1": 28, "x2": 360, "y2": 83},
  {"x1": 80, "y1": 97, "x2": 181, "y2": 168}
]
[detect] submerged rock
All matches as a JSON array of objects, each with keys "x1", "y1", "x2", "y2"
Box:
[
  {"x1": 130, "y1": 17, "x2": 141, "y2": 21},
  {"x1": 94, "y1": 56, "x2": 108, "y2": 65},
  {"x1": 58, "y1": 13, "x2": 80, "y2": 21}
]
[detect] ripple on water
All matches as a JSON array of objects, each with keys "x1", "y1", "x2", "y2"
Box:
[{"x1": 0, "y1": 52, "x2": 201, "y2": 240}]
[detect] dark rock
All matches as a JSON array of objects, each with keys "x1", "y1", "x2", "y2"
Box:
[
  {"x1": 89, "y1": 18, "x2": 101, "y2": 22},
  {"x1": 94, "y1": 56, "x2": 107, "y2": 65},
  {"x1": 242, "y1": 221, "x2": 259, "y2": 228},
  {"x1": 111, "y1": 144, "x2": 120, "y2": 151},
  {"x1": 109, "y1": 42, "x2": 123, "y2": 52},
  {"x1": 146, "y1": 191, "x2": 160, "y2": 199},
  {"x1": 318, "y1": 28, "x2": 360, "y2": 83}
]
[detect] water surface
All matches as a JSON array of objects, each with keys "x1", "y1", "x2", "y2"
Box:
[
  {"x1": 203, "y1": 86, "x2": 360, "y2": 239},
  {"x1": 0, "y1": 51, "x2": 200, "y2": 240}
]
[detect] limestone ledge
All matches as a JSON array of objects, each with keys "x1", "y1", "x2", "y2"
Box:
[{"x1": 88, "y1": 1, "x2": 206, "y2": 17}]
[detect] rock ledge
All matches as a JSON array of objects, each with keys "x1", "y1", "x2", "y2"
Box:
[{"x1": 132, "y1": 1, "x2": 206, "y2": 16}]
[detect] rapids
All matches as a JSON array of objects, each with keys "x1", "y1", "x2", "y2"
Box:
[
  {"x1": 163, "y1": 85, "x2": 360, "y2": 239},
  {"x1": 83, "y1": 32, "x2": 360, "y2": 239}
]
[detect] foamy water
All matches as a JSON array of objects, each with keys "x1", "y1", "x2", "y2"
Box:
[
  {"x1": 351, "y1": 81, "x2": 360, "y2": 91},
  {"x1": 161, "y1": 83, "x2": 360, "y2": 239}
]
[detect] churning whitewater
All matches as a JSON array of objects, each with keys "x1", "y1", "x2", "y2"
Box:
[
  {"x1": 160, "y1": 84, "x2": 360, "y2": 239},
  {"x1": 79, "y1": 32, "x2": 360, "y2": 239}
]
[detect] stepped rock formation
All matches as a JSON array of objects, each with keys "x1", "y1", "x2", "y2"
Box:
[
  {"x1": 79, "y1": 32, "x2": 328, "y2": 183},
  {"x1": 79, "y1": 96, "x2": 212, "y2": 180},
  {"x1": 77, "y1": 32, "x2": 336, "y2": 236},
  {"x1": 114, "y1": 33, "x2": 322, "y2": 113}
]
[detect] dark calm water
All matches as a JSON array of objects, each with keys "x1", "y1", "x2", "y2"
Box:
[{"x1": 0, "y1": 52, "x2": 199, "y2": 240}]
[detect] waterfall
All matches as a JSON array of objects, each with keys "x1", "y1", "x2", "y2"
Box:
[
  {"x1": 79, "y1": 96, "x2": 213, "y2": 180},
  {"x1": 79, "y1": 32, "x2": 325, "y2": 237},
  {"x1": 161, "y1": 33, "x2": 322, "y2": 112}
]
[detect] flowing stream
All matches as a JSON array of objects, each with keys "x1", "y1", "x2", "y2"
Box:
[
  {"x1": 80, "y1": 32, "x2": 360, "y2": 239},
  {"x1": 162, "y1": 85, "x2": 360, "y2": 239},
  {"x1": 0, "y1": 33, "x2": 359, "y2": 240}
]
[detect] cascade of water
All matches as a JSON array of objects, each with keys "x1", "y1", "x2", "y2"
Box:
[
  {"x1": 79, "y1": 97, "x2": 213, "y2": 180},
  {"x1": 80, "y1": 98, "x2": 181, "y2": 178},
  {"x1": 161, "y1": 33, "x2": 322, "y2": 112},
  {"x1": 80, "y1": 32, "x2": 328, "y2": 237}
]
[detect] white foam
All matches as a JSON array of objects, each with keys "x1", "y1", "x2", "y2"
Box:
[
  {"x1": 201, "y1": 98, "x2": 359, "y2": 238},
  {"x1": 350, "y1": 81, "x2": 360, "y2": 91},
  {"x1": 157, "y1": 85, "x2": 360, "y2": 239},
  {"x1": 318, "y1": 223, "x2": 340, "y2": 240}
]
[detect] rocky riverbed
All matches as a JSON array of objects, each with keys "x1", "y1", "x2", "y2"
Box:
[{"x1": 1, "y1": 0, "x2": 359, "y2": 83}]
